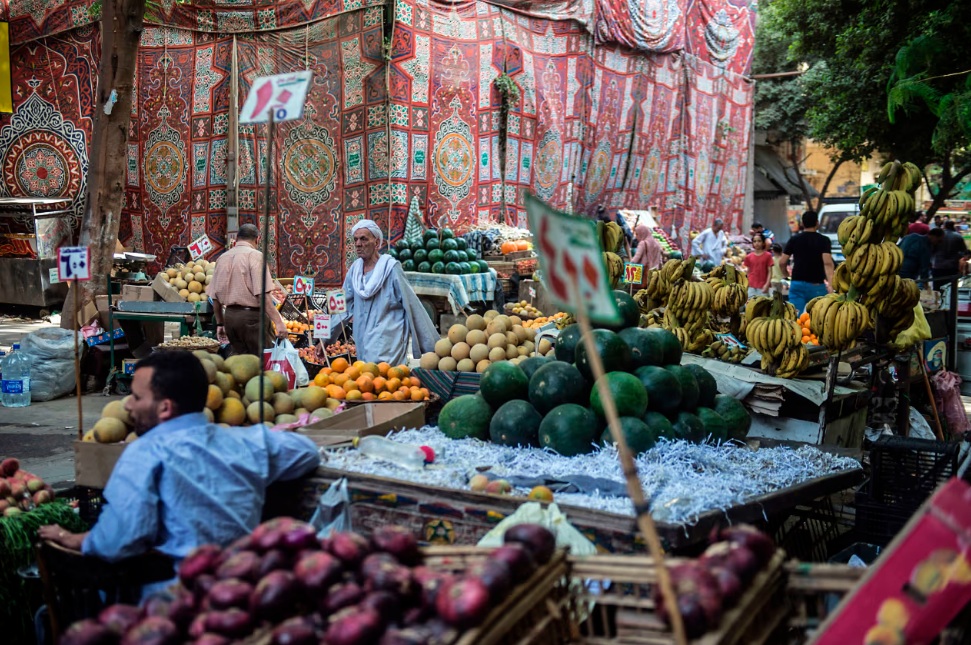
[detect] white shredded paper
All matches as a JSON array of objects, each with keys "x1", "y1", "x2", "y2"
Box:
[{"x1": 321, "y1": 427, "x2": 861, "y2": 527}]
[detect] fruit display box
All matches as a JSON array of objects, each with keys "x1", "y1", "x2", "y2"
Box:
[
  {"x1": 73, "y1": 440, "x2": 127, "y2": 489},
  {"x1": 288, "y1": 466, "x2": 863, "y2": 553},
  {"x1": 411, "y1": 367, "x2": 481, "y2": 402},
  {"x1": 298, "y1": 403, "x2": 426, "y2": 448},
  {"x1": 813, "y1": 477, "x2": 971, "y2": 643},
  {"x1": 565, "y1": 549, "x2": 788, "y2": 645}
]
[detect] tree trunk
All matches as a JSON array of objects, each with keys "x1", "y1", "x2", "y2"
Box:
[
  {"x1": 788, "y1": 143, "x2": 815, "y2": 210},
  {"x1": 812, "y1": 158, "x2": 846, "y2": 212},
  {"x1": 926, "y1": 164, "x2": 971, "y2": 217},
  {"x1": 62, "y1": 0, "x2": 145, "y2": 329}
]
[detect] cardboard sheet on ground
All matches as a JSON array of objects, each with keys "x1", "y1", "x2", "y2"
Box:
[{"x1": 680, "y1": 354, "x2": 857, "y2": 405}]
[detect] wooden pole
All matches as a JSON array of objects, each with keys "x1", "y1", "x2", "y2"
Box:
[
  {"x1": 574, "y1": 306, "x2": 687, "y2": 645},
  {"x1": 226, "y1": 35, "x2": 240, "y2": 239},
  {"x1": 258, "y1": 111, "x2": 275, "y2": 425},
  {"x1": 919, "y1": 359, "x2": 946, "y2": 440},
  {"x1": 74, "y1": 279, "x2": 83, "y2": 439}
]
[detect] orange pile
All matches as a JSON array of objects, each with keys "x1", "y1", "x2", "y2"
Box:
[
  {"x1": 500, "y1": 239, "x2": 532, "y2": 254},
  {"x1": 283, "y1": 320, "x2": 310, "y2": 334},
  {"x1": 312, "y1": 359, "x2": 429, "y2": 402},
  {"x1": 523, "y1": 312, "x2": 570, "y2": 329},
  {"x1": 798, "y1": 312, "x2": 818, "y2": 346}
]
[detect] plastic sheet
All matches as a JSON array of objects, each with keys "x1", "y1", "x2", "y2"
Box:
[{"x1": 18, "y1": 328, "x2": 83, "y2": 402}]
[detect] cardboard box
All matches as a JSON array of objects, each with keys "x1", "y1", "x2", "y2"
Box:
[
  {"x1": 152, "y1": 273, "x2": 184, "y2": 303},
  {"x1": 299, "y1": 403, "x2": 425, "y2": 447},
  {"x1": 121, "y1": 285, "x2": 156, "y2": 302},
  {"x1": 74, "y1": 440, "x2": 127, "y2": 488},
  {"x1": 85, "y1": 327, "x2": 125, "y2": 346},
  {"x1": 95, "y1": 295, "x2": 111, "y2": 312},
  {"x1": 122, "y1": 358, "x2": 138, "y2": 375},
  {"x1": 814, "y1": 477, "x2": 971, "y2": 643}
]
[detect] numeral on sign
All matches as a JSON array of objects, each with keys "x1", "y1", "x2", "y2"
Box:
[
  {"x1": 293, "y1": 276, "x2": 314, "y2": 296},
  {"x1": 188, "y1": 234, "x2": 213, "y2": 260},
  {"x1": 57, "y1": 246, "x2": 91, "y2": 282},
  {"x1": 314, "y1": 314, "x2": 331, "y2": 340},
  {"x1": 327, "y1": 290, "x2": 347, "y2": 314}
]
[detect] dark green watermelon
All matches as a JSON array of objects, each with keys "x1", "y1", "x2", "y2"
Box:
[
  {"x1": 618, "y1": 327, "x2": 666, "y2": 369},
  {"x1": 519, "y1": 356, "x2": 550, "y2": 380},
  {"x1": 554, "y1": 324, "x2": 582, "y2": 364},
  {"x1": 575, "y1": 329, "x2": 632, "y2": 381},
  {"x1": 672, "y1": 411, "x2": 706, "y2": 443},
  {"x1": 489, "y1": 400, "x2": 542, "y2": 447},
  {"x1": 426, "y1": 238, "x2": 441, "y2": 252},
  {"x1": 479, "y1": 361, "x2": 529, "y2": 407},
  {"x1": 634, "y1": 365, "x2": 682, "y2": 414},
  {"x1": 684, "y1": 364, "x2": 718, "y2": 408},
  {"x1": 417, "y1": 261, "x2": 431, "y2": 273},
  {"x1": 600, "y1": 290, "x2": 640, "y2": 331},
  {"x1": 529, "y1": 362, "x2": 588, "y2": 415},
  {"x1": 600, "y1": 417, "x2": 658, "y2": 455},
  {"x1": 696, "y1": 407, "x2": 729, "y2": 444},
  {"x1": 645, "y1": 328, "x2": 682, "y2": 365},
  {"x1": 590, "y1": 371, "x2": 648, "y2": 418},
  {"x1": 438, "y1": 394, "x2": 493, "y2": 440},
  {"x1": 712, "y1": 394, "x2": 751, "y2": 441},
  {"x1": 428, "y1": 249, "x2": 444, "y2": 264},
  {"x1": 642, "y1": 411, "x2": 676, "y2": 441},
  {"x1": 401, "y1": 259, "x2": 415, "y2": 272},
  {"x1": 664, "y1": 365, "x2": 699, "y2": 411},
  {"x1": 539, "y1": 404, "x2": 599, "y2": 456}
]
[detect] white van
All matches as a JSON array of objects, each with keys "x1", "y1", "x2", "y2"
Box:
[{"x1": 817, "y1": 203, "x2": 860, "y2": 264}]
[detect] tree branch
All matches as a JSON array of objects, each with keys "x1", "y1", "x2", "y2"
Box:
[{"x1": 813, "y1": 157, "x2": 847, "y2": 212}]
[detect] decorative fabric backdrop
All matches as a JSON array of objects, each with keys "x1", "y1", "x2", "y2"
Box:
[{"x1": 1, "y1": 0, "x2": 754, "y2": 285}]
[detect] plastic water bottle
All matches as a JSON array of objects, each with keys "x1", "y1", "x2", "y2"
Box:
[
  {"x1": 1, "y1": 343, "x2": 31, "y2": 407},
  {"x1": 352, "y1": 435, "x2": 435, "y2": 470}
]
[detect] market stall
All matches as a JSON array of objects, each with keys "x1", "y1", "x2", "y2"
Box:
[{"x1": 0, "y1": 196, "x2": 72, "y2": 307}]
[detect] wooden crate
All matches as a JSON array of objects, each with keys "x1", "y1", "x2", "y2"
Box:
[
  {"x1": 782, "y1": 562, "x2": 862, "y2": 642},
  {"x1": 567, "y1": 550, "x2": 788, "y2": 644}
]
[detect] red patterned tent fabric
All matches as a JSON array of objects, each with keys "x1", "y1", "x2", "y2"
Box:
[
  {"x1": 594, "y1": 0, "x2": 686, "y2": 53},
  {"x1": 0, "y1": 0, "x2": 754, "y2": 283}
]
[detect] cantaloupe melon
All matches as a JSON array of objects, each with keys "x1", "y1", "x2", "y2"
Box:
[
  {"x1": 272, "y1": 392, "x2": 294, "y2": 415},
  {"x1": 469, "y1": 344, "x2": 490, "y2": 363},
  {"x1": 420, "y1": 352, "x2": 439, "y2": 369},
  {"x1": 226, "y1": 354, "x2": 261, "y2": 385},
  {"x1": 206, "y1": 384, "x2": 224, "y2": 411},
  {"x1": 466, "y1": 329, "x2": 487, "y2": 346},
  {"x1": 93, "y1": 418, "x2": 128, "y2": 443},
  {"x1": 247, "y1": 401, "x2": 275, "y2": 424},
  {"x1": 456, "y1": 358, "x2": 475, "y2": 372},
  {"x1": 217, "y1": 398, "x2": 246, "y2": 425},
  {"x1": 438, "y1": 357, "x2": 457, "y2": 371},
  {"x1": 244, "y1": 375, "x2": 274, "y2": 402},
  {"x1": 465, "y1": 314, "x2": 487, "y2": 331},
  {"x1": 101, "y1": 400, "x2": 131, "y2": 427},
  {"x1": 450, "y1": 342, "x2": 471, "y2": 361},
  {"x1": 434, "y1": 338, "x2": 453, "y2": 358}
]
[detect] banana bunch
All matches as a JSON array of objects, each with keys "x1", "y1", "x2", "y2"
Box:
[
  {"x1": 746, "y1": 315, "x2": 803, "y2": 362},
  {"x1": 743, "y1": 295, "x2": 797, "y2": 326},
  {"x1": 633, "y1": 289, "x2": 659, "y2": 315},
  {"x1": 857, "y1": 160, "x2": 922, "y2": 241},
  {"x1": 644, "y1": 257, "x2": 698, "y2": 305},
  {"x1": 837, "y1": 215, "x2": 881, "y2": 259},
  {"x1": 706, "y1": 265, "x2": 749, "y2": 317},
  {"x1": 668, "y1": 278, "x2": 714, "y2": 321},
  {"x1": 873, "y1": 276, "x2": 921, "y2": 342},
  {"x1": 806, "y1": 293, "x2": 871, "y2": 351},
  {"x1": 844, "y1": 241, "x2": 904, "y2": 292},
  {"x1": 773, "y1": 345, "x2": 811, "y2": 379},
  {"x1": 554, "y1": 313, "x2": 576, "y2": 330},
  {"x1": 662, "y1": 307, "x2": 713, "y2": 353},
  {"x1": 603, "y1": 252, "x2": 623, "y2": 288},
  {"x1": 640, "y1": 309, "x2": 664, "y2": 328},
  {"x1": 702, "y1": 339, "x2": 751, "y2": 364}
]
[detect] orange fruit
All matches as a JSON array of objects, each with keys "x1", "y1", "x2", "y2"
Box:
[
  {"x1": 397, "y1": 365, "x2": 411, "y2": 377},
  {"x1": 386, "y1": 377, "x2": 401, "y2": 392},
  {"x1": 372, "y1": 376, "x2": 387, "y2": 393},
  {"x1": 410, "y1": 388, "x2": 425, "y2": 401},
  {"x1": 345, "y1": 390, "x2": 363, "y2": 401},
  {"x1": 362, "y1": 392, "x2": 376, "y2": 401},
  {"x1": 313, "y1": 372, "x2": 329, "y2": 388},
  {"x1": 528, "y1": 486, "x2": 554, "y2": 502},
  {"x1": 400, "y1": 377, "x2": 412, "y2": 388},
  {"x1": 398, "y1": 385, "x2": 410, "y2": 394},
  {"x1": 343, "y1": 380, "x2": 360, "y2": 393},
  {"x1": 420, "y1": 387, "x2": 430, "y2": 399},
  {"x1": 361, "y1": 362, "x2": 380, "y2": 377},
  {"x1": 345, "y1": 366, "x2": 361, "y2": 381},
  {"x1": 357, "y1": 376, "x2": 374, "y2": 393},
  {"x1": 392, "y1": 390, "x2": 407, "y2": 401},
  {"x1": 331, "y1": 358, "x2": 348, "y2": 373},
  {"x1": 377, "y1": 362, "x2": 391, "y2": 377},
  {"x1": 353, "y1": 360, "x2": 366, "y2": 370},
  {"x1": 321, "y1": 367, "x2": 333, "y2": 376},
  {"x1": 378, "y1": 391, "x2": 393, "y2": 401},
  {"x1": 332, "y1": 373, "x2": 349, "y2": 387},
  {"x1": 327, "y1": 386, "x2": 346, "y2": 400}
]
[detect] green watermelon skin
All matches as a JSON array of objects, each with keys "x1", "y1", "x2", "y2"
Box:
[
  {"x1": 539, "y1": 404, "x2": 599, "y2": 456},
  {"x1": 489, "y1": 400, "x2": 542, "y2": 447},
  {"x1": 600, "y1": 417, "x2": 658, "y2": 455},
  {"x1": 438, "y1": 394, "x2": 493, "y2": 440}
]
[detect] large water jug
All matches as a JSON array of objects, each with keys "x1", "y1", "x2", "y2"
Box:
[{"x1": 1, "y1": 343, "x2": 31, "y2": 407}]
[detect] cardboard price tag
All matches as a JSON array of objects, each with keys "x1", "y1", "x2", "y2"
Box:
[
  {"x1": 623, "y1": 262, "x2": 644, "y2": 284},
  {"x1": 327, "y1": 290, "x2": 347, "y2": 314},
  {"x1": 292, "y1": 275, "x2": 314, "y2": 296},
  {"x1": 524, "y1": 193, "x2": 621, "y2": 326},
  {"x1": 188, "y1": 234, "x2": 213, "y2": 259},
  {"x1": 313, "y1": 314, "x2": 331, "y2": 339},
  {"x1": 57, "y1": 246, "x2": 91, "y2": 282},
  {"x1": 528, "y1": 286, "x2": 537, "y2": 299}
]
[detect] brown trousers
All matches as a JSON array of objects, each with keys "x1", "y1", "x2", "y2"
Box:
[{"x1": 224, "y1": 307, "x2": 273, "y2": 357}]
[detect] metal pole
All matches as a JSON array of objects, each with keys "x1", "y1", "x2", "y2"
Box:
[
  {"x1": 258, "y1": 111, "x2": 275, "y2": 425},
  {"x1": 74, "y1": 278, "x2": 83, "y2": 439}
]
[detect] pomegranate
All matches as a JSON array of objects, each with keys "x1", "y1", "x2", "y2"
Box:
[
  {"x1": 279, "y1": 522, "x2": 319, "y2": 553},
  {"x1": 328, "y1": 532, "x2": 371, "y2": 568},
  {"x1": 97, "y1": 604, "x2": 142, "y2": 634},
  {"x1": 436, "y1": 577, "x2": 492, "y2": 629},
  {"x1": 294, "y1": 550, "x2": 344, "y2": 595},
  {"x1": 59, "y1": 618, "x2": 115, "y2": 645},
  {"x1": 321, "y1": 581, "x2": 366, "y2": 614},
  {"x1": 215, "y1": 550, "x2": 261, "y2": 582},
  {"x1": 206, "y1": 579, "x2": 253, "y2": 610},
  {"x1": 490, "y1": 544, "x2": 536, "y2": 579},
  {"x1": 1, "y1": 457, "x2": 19, "y2": 477},
  {"x1": 250, "y1": 570, "x2": 300, "y2": 622},
  {"x1": 179, "y1": 545, "x2": 223, "y2": 587},
  {"x1": 370, "y1": 525, "x2": 422, "y2": 566},
  {"x1": 192, "y1": 635, "x2": 229, "y2": 645},
  {"x1": 120, "y1": 616, "x2": 179, "y2": 645},
  {"x1": 503, "y1": 523, "x2": 556, "y2": 565},
  {"x1": 719, "y1": 525, "x2": 775, "y2": 567},
  {"x1": 412, "y1": 567, "x2": 453, "y2": 609},
  {"x1": 360, "y1": 591, "x2": 402, "y2": 624},
  {"x1": 363, "y1": 560, "x2": 416, "y2": 598},
  {"x1": 270, "y1": 616, "x2": 318, "y2": 645},
  {"x1": 466, "y1": 560, "x2": 512, "y2": 602},
  {"x1": 325, "y1": 608, "x2": 384, "y2": 645}
]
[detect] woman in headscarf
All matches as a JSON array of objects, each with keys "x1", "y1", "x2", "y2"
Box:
[
  {"x1": 316, "y1": 220, "x2": 439, "y2": 365},
  {"x1": 631, "y1": 224, "x2": 664, "y2": 273}
]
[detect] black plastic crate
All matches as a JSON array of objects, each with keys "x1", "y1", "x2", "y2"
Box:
[
  {"x1": 853, "y1": 492, "x2": 919, "y2": 548},
  {"x1": 868, "y1": 435, "x2": 959, "y2": 507}
]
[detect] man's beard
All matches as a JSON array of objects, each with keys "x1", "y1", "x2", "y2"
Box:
[{"x1": 133, "y1": 410, "x2": 159, "y2": 436}]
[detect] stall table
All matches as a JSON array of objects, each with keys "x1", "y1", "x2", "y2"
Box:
[
  {"x1": 0, "y1": 197, "x2": 72, "y2": 307},
  {"x1": 404, "y1": 269, "x2": 498, "y2": 315},
  {"x1": 281, "y1": 465, "x2": 863, "y2": 553}
]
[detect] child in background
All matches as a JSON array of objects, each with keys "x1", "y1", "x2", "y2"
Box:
[
  {"x1": 769, "y1": 243, "x2": 787, "y2": 295},
  {"x1": 743, "y1": 234, "x2": 774, "y2": 297}
]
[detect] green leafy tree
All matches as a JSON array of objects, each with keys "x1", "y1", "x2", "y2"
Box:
[{"x1": 764, "y1": 0, "x2": 971, "y2": 216}]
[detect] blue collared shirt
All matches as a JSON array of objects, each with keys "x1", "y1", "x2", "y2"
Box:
[{"x1": 82, "y1": 412, "x2": 320, "y2": 563}]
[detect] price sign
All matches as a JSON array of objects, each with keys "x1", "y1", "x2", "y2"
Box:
[
  {"x1": 327, "y1": 290, "x2": 347, "y2": 314},
  {"x1": 314, "y1": 314, "x2": 331, "y2": 339},
  {"x1": 49, "y1": 268, "x2": 59, "y2": 284},
  {"x1": 623, "y1": 263, "x2": 644, "y2": 285},
  {"x1": 240, "y1": 70, "x2": 313, "y2": 124},
  {"x1": 528, "y1": 286, "x2": 537, "y2": 299},
  {"x1": 57, "y1": 246, "x2": 91, "y2": 282},
  {"x1": 188, "y1": 234, "x2": 213, "y2": 259},
  {"x1": 293, "y1": 275, "x2": 314, "y2": 296},
  {"x1": 524, "y1": 193, "x2": 621, "y2": 326}
]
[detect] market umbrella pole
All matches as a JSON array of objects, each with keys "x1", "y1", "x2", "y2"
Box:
[
  {"x1": 574, "y1": 305, "x2": 687, "y2": 645},
  {"x1": 258, "y1": 111, "x2": 275, "y2": 425},
  {"x1": 74, "y1": 278, "x2": 83, "y2": 439}
]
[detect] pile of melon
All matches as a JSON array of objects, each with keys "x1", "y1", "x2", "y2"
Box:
[
  {"x1": 87, "y1": 352, "x2": 340, "y2": 443},
  {"x1": 419, "y1": 310, "x2": 554, "y2": 373},
  {"x1": 155, "y1": 260, "x2": 217, "y2": 302}
]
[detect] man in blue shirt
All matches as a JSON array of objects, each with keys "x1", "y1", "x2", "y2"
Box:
[{"x1": 39, "y1": 352, "x2": 320, "y2": 566}]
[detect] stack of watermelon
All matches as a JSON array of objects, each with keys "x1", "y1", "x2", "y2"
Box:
[
  {"x1": 389, "y1": 228, "x2": 489, "y2": 276},
  {"x1": 438, "y1": 298, "x2": 751, "y2": 457}
]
